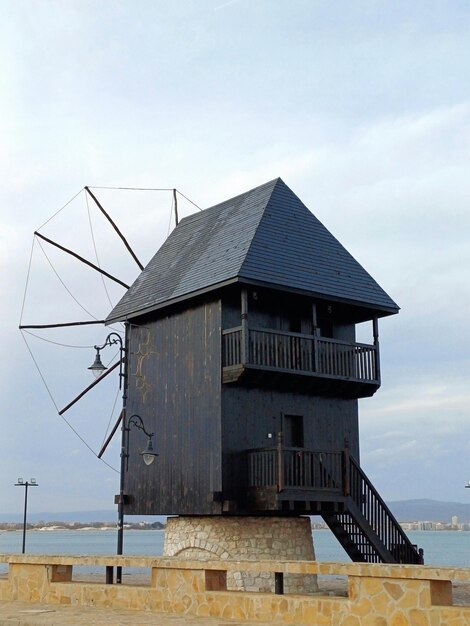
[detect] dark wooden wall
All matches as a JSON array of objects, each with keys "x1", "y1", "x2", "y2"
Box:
[
  {"x1": 124, "y1": 299, "x2": 223, "y2": 515},
  {"x1": 222, "y1": 286, "x2": 357, "y2": 341},
  {"x1": 122, "y1": 284, "x2": 365, "y2": 516},
  {"x1": 221, "y1": 386, "x2": 359, "y2": 494}
]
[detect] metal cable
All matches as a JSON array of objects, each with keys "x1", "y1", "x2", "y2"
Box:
[
  {"x1": 37, "y1": 237, "x2": 101, "y2": 321},
  {"x1": 85, "y1": 192, "x2": 114, "y2": 308},
  {"x1": 21, "y1": 330, "x2": 97, "y2": 349},
  {"x1": 21, "y1": 331, "x2": 119, "y2": 473},
  {"x1": 87, "y1": 185, "x2": 203, "y2": 210},
  {"x1": 36, "y1": 188, "x2": 84, "y2": 231},
  {"x1": 100, "y1": 386, "x2": 121, "y2": 450},
  {"x1": 19, "y1": 237, "x2": 36, "y2": 326}
]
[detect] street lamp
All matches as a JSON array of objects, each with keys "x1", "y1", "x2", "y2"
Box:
[
  {"x1": 88, "y1": 332, "x2": 125, "y2": 385},
  {"x1": 14, "y1": 478, "x2": 38, "y2": 554},
  {"x1": 123, "y1": 414, "x2": 158, "y2": 470},
  {"x1": 114, "y1": 414, "x2": 157, "y2": 582},
  {"x1": 88, "y1": 331, "x2": 157, "y2": 583}
]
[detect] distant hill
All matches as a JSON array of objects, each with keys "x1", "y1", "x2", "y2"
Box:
[
  {"x1": 1, "y1": 500, "x2": 469, "y2": 524},
  {"x1": 0, "y1": 510, "x2": 166, "y2": 524},
  {"x1": 387, "y1": 499, "x2": 470, "y2": 523}
]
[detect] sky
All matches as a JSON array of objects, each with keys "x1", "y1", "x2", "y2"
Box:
[{"x1": 1, "y1": 0, "x2": 470, "y2": 517}]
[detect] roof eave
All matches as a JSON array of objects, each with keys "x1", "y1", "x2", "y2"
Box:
[
  {"x1": 237, "y1": 278, "x2": 399, "y2": 318},
  {"x1": 105, "y1": 277, "x2": 240, "y2": 325},
  {"x1": 106, "y1": 275, "x2": 398, "y2": 325}
]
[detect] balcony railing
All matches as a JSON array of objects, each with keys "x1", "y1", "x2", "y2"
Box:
[
  {"x1": 241, "y1": 447, "x2": 343, "y2": 492},
  {"x1": 222, "y1": 326, "x2": 379, "y2": 383},
  {"x1": 233, "y1": 445, "x2": 423, "y2": 565}
]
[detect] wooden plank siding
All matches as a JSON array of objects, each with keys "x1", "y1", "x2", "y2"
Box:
[
  {"x1": 221, "y1": 386, "x2": 359, "y2": 502},
  {"x1": 123, "y1": 300, "x2": 223, "y2": 515}
]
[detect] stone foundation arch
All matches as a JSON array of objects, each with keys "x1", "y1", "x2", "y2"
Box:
[{"x1": 163, "y1": 516, "x2": 318, "y2": 594}]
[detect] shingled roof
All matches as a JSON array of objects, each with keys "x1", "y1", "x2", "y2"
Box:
[{"x1": 106, "y1": 178, "x2": 398, "y2": 323}]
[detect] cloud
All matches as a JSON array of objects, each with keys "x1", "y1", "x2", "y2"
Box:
[
  {"x1": 214, "y1": 0, "x2": 241, "y2": 10},
  {"x1": 2, "y1": 1, "x2": 470, "y2": 511}
]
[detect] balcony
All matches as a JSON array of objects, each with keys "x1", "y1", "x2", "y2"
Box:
[
  {"x1": 228, "y1": 445, "x2": 345, "y2": 513},
  {"x1": 226, "y1": 445, "x2": 423, "y2": 565},
  {"x1": 222, "y1": 326, "x2": 380, "y2": 397}
]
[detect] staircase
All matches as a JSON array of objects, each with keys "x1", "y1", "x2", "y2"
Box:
[
  {"x1": 322, "y1": 455, "x2": 423, "y2": 564},
  {"x1": 235, "y1": 443, "x2": 424, "y2": 564}
]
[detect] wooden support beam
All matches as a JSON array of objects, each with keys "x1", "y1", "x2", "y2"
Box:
[
  {"x1": 173, "y1": 188, "x2": 178, "y2": 226},
  {"x1": 59, "y1": 360, "x2": 122, "y2": 415},
  {"x1": 240, "y1": 289, "x2": 249, "y2": 365},
  {"x1": 20, "y1": 320, "x2": 105, "y2": 330},
  {"x1": 85, "y1": 186, "x2": 144, "y2": 271},
  {"x1": 98, "y1": 410, "x2": 123, "y2": 458},
  {"x1": 372, "y1": 317, "x2": 380, "y2": 384},
  {"x1": 35, "y1": 232, "x2": 129, "y2": 289}
]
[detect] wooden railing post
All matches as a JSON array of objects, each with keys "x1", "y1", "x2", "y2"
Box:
[
  {"x1": 277, "y1": 431, "x2": 284, "y2": 492},
  {"x1": 312, "y1": 303, "x2": 319, "y2": 372},
  {"x1": 342, "y1": 438, "x2": 350, "y2": 497},
  {"x1": 241, "y1": 289, "x2": 249, "y2": 365}
]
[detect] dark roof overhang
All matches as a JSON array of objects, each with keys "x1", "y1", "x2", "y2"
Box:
[{"x1": 106, "y1": 276, "x2": 399, "y2": 326}]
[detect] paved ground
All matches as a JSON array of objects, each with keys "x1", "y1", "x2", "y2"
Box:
[{"x1": 0, "y1": 601, "x2": 274, "y2": 626}]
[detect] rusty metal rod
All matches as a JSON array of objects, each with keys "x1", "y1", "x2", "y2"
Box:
[
  {"x1": 34, "y1": 231, "x2": 129, "y2": 289},
  {"x1": 85, "y1": 186, "x2": 144, "y2": 271}
]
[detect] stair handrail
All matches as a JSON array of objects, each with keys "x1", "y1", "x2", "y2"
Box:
[{"x1": 348, "y1": 455, "x2": 423, "y2": 564}]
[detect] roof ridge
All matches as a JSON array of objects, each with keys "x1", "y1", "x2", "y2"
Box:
[
  {"x1": 176, "y1": 177, "x2": 282, "y2": 228},
  {"x1": 238, "y1": 177, "x2": 285, "y2": 277},
  {"x1": 204, "y1": 177, "x2": 281, "y2": 212}
]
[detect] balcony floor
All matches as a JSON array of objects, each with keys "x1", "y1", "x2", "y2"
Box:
[
  {"x1": 222, "y1": 364, "x2": 380, "y2": 398},
  {"x1": 225, "y1": 485, "x2": 348, "y2": 515}
]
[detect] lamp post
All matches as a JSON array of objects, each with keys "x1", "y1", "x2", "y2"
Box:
[
  {"x1": 88, "y1": 332, "x2": 157, "y2": 583},
  {"x1": 116, "y1": 413, "x2": 157, "y2": 582},
  {"x1": 14, "y1": 478, "x2": 38, "y2": 554},
  {"x1": 89, "y1": 331, "x2": 127, "y2": 582}
]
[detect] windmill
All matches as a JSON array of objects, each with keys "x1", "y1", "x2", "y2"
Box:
[
  {"x1": 21, "y1": 179, "x2": 423, "y2": 594},
  {"x1": 19, "y1": 185, "x2": 199, "y2": 582}
]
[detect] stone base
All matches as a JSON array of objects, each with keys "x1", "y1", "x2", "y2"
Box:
[{"x1": 163, "y1": 516, "x2": 318, "y2": 594}]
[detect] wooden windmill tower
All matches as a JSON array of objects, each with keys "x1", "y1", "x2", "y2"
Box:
[{"x1": 105, "y1": 178, "x2": 422, "y2": 575}]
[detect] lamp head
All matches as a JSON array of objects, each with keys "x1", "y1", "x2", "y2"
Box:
[
  {"x1": 141, "y1": 437, "x2": 158, "y2": 466},
  {"x1": 88, "y1": 349, "x2": 107, "y2": 378}
]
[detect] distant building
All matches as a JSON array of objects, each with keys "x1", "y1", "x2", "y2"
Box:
[{"x1": 451, "y1": 515, "x2": 459, "y2": 528}]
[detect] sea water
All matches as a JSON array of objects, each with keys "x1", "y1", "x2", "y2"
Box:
[{"x1": 0, "y1": 529, "x2": 468, "y2": 569}]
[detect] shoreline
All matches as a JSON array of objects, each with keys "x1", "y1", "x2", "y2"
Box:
[{"x1": 0, "y1": 527, "x2": 165, "y2": 532}]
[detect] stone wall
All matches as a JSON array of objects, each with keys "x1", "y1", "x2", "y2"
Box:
[
  {"x1": 0, "y1": 554, "x2": 469, "y2": 624},
  {"x1": 163, "y1": 515, "x2": 318, "y2": 593}
]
